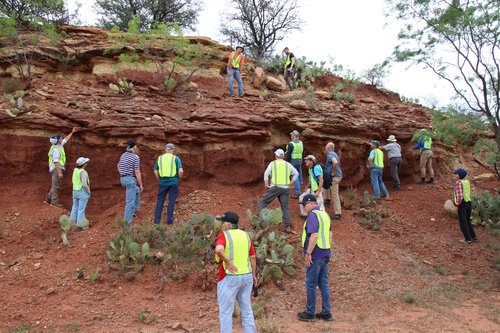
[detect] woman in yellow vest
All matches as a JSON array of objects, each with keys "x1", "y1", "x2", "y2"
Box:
[
  {"x1": 226, "y1": 46, "x2": 245, "y2": 97},
  {"x1": 70, "y1": 157, "x2": 91, "y2": 229},
  {"x1": 453, "y1": 168, "x2": 477, "y2": 244}
]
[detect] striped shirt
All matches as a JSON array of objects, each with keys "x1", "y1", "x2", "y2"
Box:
[{"x1": 118, "y1": 151, "x2": 140, "y2": 177}]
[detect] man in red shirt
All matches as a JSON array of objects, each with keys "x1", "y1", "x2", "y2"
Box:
[{"x1": 215, "y1": 211, "x2": 257, "y2": 333}]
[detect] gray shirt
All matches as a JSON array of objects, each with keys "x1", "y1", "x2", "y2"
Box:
[
  {"x1": 263, "y1": 159, "x2": 299, "y2": 189},
  {"x1": 384, "y1": 143, "x2": 402, "y2": 159}
]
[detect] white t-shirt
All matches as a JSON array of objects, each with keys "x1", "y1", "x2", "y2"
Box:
[{"x1": 49, "y1": 139, "x2": 68, "y2": 172}]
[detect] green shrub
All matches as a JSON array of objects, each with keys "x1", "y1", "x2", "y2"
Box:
[
  {"x1": 472, "y1": 191, "x2": 500, "y2": 236},
  {"x1": 402, "y1": 293, "x2": 416, "y2": 304},
  {"x1": 429, "y1": 107, "x2": 488, "y2": 145},
  {"x1": 109, "y1": 77, "x2": 134, "y2": 94},
  {"x1": 1, "y1": 78, "x2": 21, "y2": 94},
  {"x1": 137, "y1": 309, "x2": 156, "y2": 324}
]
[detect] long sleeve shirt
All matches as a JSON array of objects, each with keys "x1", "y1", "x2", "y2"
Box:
[
  {"x1": 263, "y1": 160, "x2": 299, "y2": 189},
  {"x1": 454, "y1": 180, "x2": 464, "y2": 206}
]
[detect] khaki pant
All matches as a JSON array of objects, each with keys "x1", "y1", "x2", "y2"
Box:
[
  {"x1": 329, "y1": 176, "x2": 342, "y2": 215},
  {"x1": 299, "y1": 189, "x2": 324, "y2": 216},
  {"x1": 420, "y1": 150, "x2": 434, "y2": 179},
  {"x1": 46, "y1": 170, "x2": 62, "y2": 204}
]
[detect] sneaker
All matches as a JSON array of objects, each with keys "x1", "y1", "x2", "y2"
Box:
[
  {"x1": 299, "y1": 213, "x2": 308, "y2": 218},
  {"x1": 459, "y1": 239, "x2": 471, "y2": 244},
  {"x1": 332, "y1": 214, "x2": 341, "y2": 220},
  {"x1": 75, "y1": 226, "x2": 88, "y2": 232},
  {"x1": 472, "y1": 238, "x2": 478, "y2": 242},
  {"x1": 291, "y1": 194, "x2": 300, "y2": 199},
  {"x1": 315, "y1": 313, "x2": 333, "y2": 321},
  {"x1": 426, "y1": 178, "x2": 434, "y2": 184},
  {"x1": 416, "y1": 178, "x2": 426, "y2": 184},
  {"x1": 297, "y1": 311, "x2": 315, "y2": 322},
  {"x1": 325, "y1": 199, "x2": 331, "y2": 207},
  {"x1": 50, "y1": 203, "x2": 64, "y2": 209}
]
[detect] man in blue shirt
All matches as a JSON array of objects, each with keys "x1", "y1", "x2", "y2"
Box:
[
  {"x1": 153, "y1": 143, "x2": 184, "y2": 225},
  {"x1": 324, "y1": 142, "x2": 342, "y2": 220},
  {"x1": 299, "y1": 155, "x2": 325, "y2": 218},
  {"x1": 297, "y1": 194, "x2": 332, "y2": 322}
]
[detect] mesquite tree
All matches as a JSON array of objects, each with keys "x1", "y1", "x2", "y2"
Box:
[{"x1": 386, "y1": 0, "x2": 500, "y2": 177}]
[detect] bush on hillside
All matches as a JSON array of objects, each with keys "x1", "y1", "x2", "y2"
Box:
[{"x1": 472, "y1": 191, "x2": 500, "y2": 236}]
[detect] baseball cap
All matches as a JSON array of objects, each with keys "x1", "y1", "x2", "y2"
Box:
[
  {"x1": 304, "y1": 155, "x2": 316, "y2": 161},
  {"x1": 166, "y1": 143, "x2": 175, "y2": 150},
  {"x1": 274, "y1": 149, "x2": 285, "y2": 156},
  {"x1": 49, "y1": 134, "x2": 61, "y2": 145},
  {"x1": 299, "y1": 194, "x2": 317, "y2": 205},
  {"x1": 216, "y1": 211, "x2": 239, "y2": 224},
  {"x1": 453, "y1": 168, "x2": 467, "y2": 179},
  {"x1": 371, "y1": 140, "x2": 381, "y2": 147},
  {"x1": 127, "y1": 140, "x2": 137, "y2": 148},
  {"x1": 76, "y1": 157, "x2": 90, "y2": 166}
]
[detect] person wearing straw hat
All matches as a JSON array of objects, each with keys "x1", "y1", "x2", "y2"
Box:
[
  {"x1": 70, "y1": 157, "x2": 91, "y2": 229},
  {"x1": 381, "y1": 135, "x2": 402, "y2": 191}
]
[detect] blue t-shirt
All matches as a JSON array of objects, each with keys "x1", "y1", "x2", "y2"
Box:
[
  {"x1": 154, "y1": 155, "x2": 182, "y2": 186},
  {"x1": 325, "y1": 151, "x2": 342, "y2": 177},
  {"x1": 303, "y1": 207, "x2": 331, "y2": 260},
  {"x1": 310, "y1": 164, "x2": 323, "y2": 184}
]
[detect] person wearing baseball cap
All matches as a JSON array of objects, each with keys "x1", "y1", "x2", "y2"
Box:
[
  {"x1": 70, "y1": 157, "x2": 91, "y2": 229},
  {"x1": 285, "y1": 130, "x2": 304, "y2": 198},
  {"x1": 45, "y1": 127, "x2": 79, "y2": 208},
  {"x1": 367, "y1": 140, "x2": 390, "y2": 200},
  {"x1": 214, "y1": 211, "x2": 257, "y2": 332},
  {"x1": 153, "y1": 143, "x2": 183, "y2": 225},
  {"x1": 259, "y1": 148, "x2": 299, "y2": 233},
  {"x1": 324, "y1": 142, "x2": 342, "y2": 220},
  {"x1": 380, "y1": 135, "x2": 402, "y2": 191},
  {"x1": 298, "y1": 155, "x2": 325, "y2": 218},
  {"x1": 297, "y1": 194, "x2": 333, "y2": 322},
  {"x1": 414, "y1": 128, "x2": 434, "y2": 184},
  {"x1": 452, "y1": 168, "x2": 477, "y2": 244},
  {"x1": 117, "y1": 140, "x2": 143, "y2": 225},
  {"x1": 227, "y1": 46, "x2": 245, "y2": 97}
]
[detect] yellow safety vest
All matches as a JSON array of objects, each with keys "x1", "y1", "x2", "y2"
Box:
[
  {"x1": 287, "y1": 141, "x2": 303, "y2": 159},
  {"x1": 72, "y1": 168, "x2": 90, "y2": 191},
  {"x1": 454, "y1": 179, "x2": 471, "y2": 205},
  {"x1": 370, "y1": 149, "x2": 384, "y2": 168},
  {"x1": 423, "y1": 136, "x2": 432, "y2": 150},
  {"x1": 229, "y1": 51, "x2": 242, "y2": 69},
  {"x1": 271, "y1": 160, "x2": 290, "y2": 186},
  {"x1": 301, "y1": 210, "x2": 331, "y2": 249},
  {"x1": 284, "y1": 54, "x2": 291, "y2": 69},
  {"x1": 158, "y1": 153, "x2": 177, "y2": 177},
  {"x1": 215, "y1": 229, "x2": 252, "y2": 275},
  {"x1": 48, "y1": 145, "x2": 66, "y2": 167},
  {"x1": 309, "y1": 164, "x2": 322, "y2": 192}
]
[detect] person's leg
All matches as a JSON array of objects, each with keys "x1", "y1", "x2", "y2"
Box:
[
  {"x1": 121, "y1": 176, "x2": 136, "y2": 224},
  {"x1": 236, "y1": 274, "x2": 256, "y2": 333},
  {"x1": 458, "y1": 203, "x2": 472, "y2": 241},
  {"x1": 166, "y1": 184, "x2": 179, "y2": 224},
  {"x1": 317, "y1": 257, "x2": 331, "y2": 315},
  {"x1": 154, "y1": 185, "x2": 168, "y2": 224},
  {"x1": 331, "y1": 177, "x2": 342, "y2": 215},
  {"x1": 317, "y1": 191, "x2": 325, "y2": 211},
  {"x1": 277, "y1": 188, "x2": 291, "y2": 228},
  {"x1": 419, "y1": 153, "x2": 428, "y2": 179},
  {"x1": 427, "y1": 151, "x2": 434, "y2": 179},
  {"x1": 378, "y1": 172, "x2": 389, "y2": 197},
  {"x1": 465, "y1": 201, "x2": 477, "y2": 240},
  {"x1": 258, "y1": 187, "x2": 278, "y2": 212},
  {"x1": 390, "y1": 158, "x2": 400, "y2": 189},
  {"x1": 227, "y1": 67, "x2": 235, "y2": 96},
  {"x1": 69, "y1": 190, "x2": 79, "y2": 221},
  {"x1": 284, "y1": 69, "x2": 291, "y2": 89},
  {"x1": 234, "y1": 69, "x2": 244, "y2": 96},
  {"x1": 305, "y1": 259, "x2": 320, "y2": 315},
  {"x1": 370, "y1": 169, "x2": 381, "y2": 199},
  {"x1": 217, "y1": 276, "x2": 238, "y2": 333},
  {"x1": 51, "y1": 171, "x2": 62, "y2": 204},
  {"x1": 76, "y1": 190, "x2": 90, "y2": 226},
  {"x1": 291, "y1": 70, "x2": 296, "y2": 89}
]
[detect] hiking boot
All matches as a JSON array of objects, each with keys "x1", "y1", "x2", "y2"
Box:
[
  {"x1": 325, "y1": 199, "x2": 331, "y2": 207},
  {"x1": 459, "y1": 239, "x2": 471, "y2": 244},
  {"x1": 50, "y1": 202, "x2": 64, "y2": 209},
  {"x1": 331, "y1": 214, "x2": 341, "y2": 220},
  {"x1": 297, "y1": 311, "x2": 315, "y2": 322},
  {"x1": 315, "y1": 312, "x2": 333, "y2": 321},
  {"x1": 416, "y1": 178, "x2": 426, "y2": 184},
  {"x1": 472, "y1": 238, "x2": 478, "y2": 242},
  {"x1": 426, "y1": 178, "x2": 434, "y2": 184}
]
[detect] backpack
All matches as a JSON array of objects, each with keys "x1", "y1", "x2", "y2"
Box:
[{"x1": 317, "y1": 163, "x2": 332, "y2": 189}]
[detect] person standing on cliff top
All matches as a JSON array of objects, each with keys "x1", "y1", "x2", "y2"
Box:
[
  {"x1": 117, "y1": 140, "x2": 143, "y2": 225},
  {"x1": 45, "y1": 127, "x2": 78, "y2": 208},
  {"x1": 227, "y1": 46, "x2": 245, "y2": 97},
  {"x1": 283, "y1": 47, "x2": 296, "y2": 90}
]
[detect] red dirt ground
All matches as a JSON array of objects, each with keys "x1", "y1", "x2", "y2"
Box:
[{"x1": 0, "y1": 172, "x2": 499, "y2": 333}]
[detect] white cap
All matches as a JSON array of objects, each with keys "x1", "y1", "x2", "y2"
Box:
[
  {"x1": 274, "y1": 149, "x2": 285, "y2": 156},
  {"x1": 76, "y1": 157, "x2": 90, "y2": 166}
]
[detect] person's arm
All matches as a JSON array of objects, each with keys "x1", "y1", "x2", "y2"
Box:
[
  {"x1": 215, "y1": 244, "x2": 238, "y2": 273},
  {"x1": 81, "y1": 170, "x2": 90, "y2": 193},
  {"x1": 227, "y1": 52, "x2": 233, "y2": 74},
  {"x1": 177, "y1": 157, "x2": 184, "y2": 180},
  {"x1": 454, "y1": 181, "x2": 463, "y2": 206},
  {"x1": 290, "y1": 55, "x2": 295, "y2": 69},
  {"x1": 55, "y1": 162, "x2": 63, "y2": 178},
  {"x1": 332, "y1": 156, "x2": 339, "y2": 176},
  {"x1": 367, "y1": 150, "x2": 374, "y2": 168},
  {"x1": 250, "y1": 255, "x2": 257, "y2": 285},
  {"x1": 62, "y1": 127, "x2": 78, "y2": 144},
  {"x1": 240, "y1": 56, "x2": 244, "y2": 73},
  {"x1": 305, "y1": 232, "x2": 318, "y2": 267},
  {"x1": 290, "y1": 163, "x2": 299, "y2": 185},
  {"x1": 285, "y1": 143, "x2": 293, "y2": 162},
  {"x1": 135, "y1": 169, "x2": 143, "y2": 192},
  {"x1": 178, "y1": 168, "x2": 184, "y2": 180},
  {"x1": 414, "y1": 139, "x2": 423, "y2": 150},
  {"x1": 263, "y1": 163, "x2": 272, "y2": 188},
  {"x1": 154, "y1": 170, "x2": 159, "y2": 182},
  {"x1": 316, "y1": 176, "x2": 324, "y2": 196}
]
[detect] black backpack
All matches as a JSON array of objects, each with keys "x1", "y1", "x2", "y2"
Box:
[{"x1": 316, "y1": 163, "x2": 332, "y2": 189}]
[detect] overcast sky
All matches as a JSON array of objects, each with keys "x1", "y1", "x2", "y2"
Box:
[{"x1": 67, "y1": 0, "x2": 455, "y2": 105}]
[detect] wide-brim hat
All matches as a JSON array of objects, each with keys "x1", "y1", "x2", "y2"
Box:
[{"x1": 387, "y1": 135, "x2": 397, "y2": 142}]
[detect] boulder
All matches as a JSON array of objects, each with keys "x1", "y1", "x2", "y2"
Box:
[
  {"x1": 444, "y1": 200, "x2": 458, "y2": 217},
  {"x1": 473, "y1": 173, "x2": 495, "y2": 182},
  {"x1": 266, "y1": 76, "x2": 286, "y2": 91},
  {"x1": 314, "y1": 90, "x2": 331, "y2": 100},
  {"x1": 289, "y1": 99, "x2": 310, "y2": 110},
  {"x1": 253, "y1": 67, "x2": 267, "y2": 88}
]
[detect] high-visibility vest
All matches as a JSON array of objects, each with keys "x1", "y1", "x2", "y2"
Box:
[
  {"x1": 72, "y1": 168, "x2": 90, "y2": 191},
  {"x1": 309, "y1": 164, "x2": 323, "y2": 192},
  {"x1": 454, "y1": 179, "x2": 471, "y2": 205},
  {"x1": 423, "y1": 136, "x2": 432, "y2": 150},
  {"x1": 301, "y1": 210, "x2": 331, "y2": 249},
  {"x1": 158, "y1": 153, "x2": 177, "y2": 177},
  {"x1": 271, "y1": 160, "x2": 290, "y2": 186},
  {"x1": 370, "y1": 149, "x2": 384, "y2": 168},
  {"x1": 215, "y1": 229, "x2": 252, "y2": 275},
  {"x1": 288, "y1": 141, "x2": 303, "y2": 159},
  {"x1": 284, "y1": 54, "x2": 291, "y2": 69},
  {"x1": 229, "y1": 52, "x2": 242, "y2": 69},
  {"x1": 48, "y1": 145, "x2": 66, "y2": 167}
]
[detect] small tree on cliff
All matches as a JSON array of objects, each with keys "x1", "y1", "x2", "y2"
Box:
[
  {"x1": 95, "y1": 0, "x2": 202, "y2": 32},
  {"x1": 386, "y1": 0, "x2": 500, "y2": 178},
  {"x1": 220, "y1": 0, "x2": 303, "y2": 60},
  {"x1": 0, "y1": 0, "x2": 72, "y2": 25}
]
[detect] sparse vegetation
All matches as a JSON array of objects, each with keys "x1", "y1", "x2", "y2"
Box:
[
  {"x1": 1, "y1": 78, "x2": 21, "y2": 94},
  {"x1": 137, "y1": 308, "x2": 156, "y2": 324},
  {"x1": 402, "y1": 292, "x2": 416, "y2": 304},
  {"x1": 472, "y1": 191, "x2": 500, "y2": 236},
  {"x1": 4, "y1": 90, "x2": 38, "y2": 118},
  {"x1": 109, "y1": 77, "x2": 134, "y2": 94},
  {"x1": 60, "y1": 215, "x2": 89, "y2": 246},
  {"x1": 435, "y1": 265, "x2": 445, "y2": 275},
  {"x1": 89, "y1": 269, "x2": 102, "y2": 282},
  {"x1": 353, "y1": 192, "x2": 388, "y2": 231}
]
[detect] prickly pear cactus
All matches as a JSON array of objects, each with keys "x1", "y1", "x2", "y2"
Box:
[{"x1": 4, "y1": 90, "x2": 38, "y2": 118}]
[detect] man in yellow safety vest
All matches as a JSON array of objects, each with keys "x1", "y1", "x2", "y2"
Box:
[
  {"x1": 227, "y1": 46, "x2": 245, "y2": 97},
  {"x1": 414, "y1": 128, "x2": 435, "y2": 184},
  {"x1": 215, "y1": 211, "x2": 257, "y2": 333},
  {"x1": 45, "y1": 127, "x2": 78, "y2": 208},
  {"x1": 285, "y1": 129, "x2": 304, "y2": 198},
  {"x1": 453, "y1": 168, "x2": 477, "y2": 244},
  {"x1": 367, "y1": 140, "x2": 390, "y2": 200},
  {"x1": 283, "y1": 47, "x2": 296, "y2": 90},
  {"x1": 153, "y1": 143, "x2": 183, "y2": 225},
  {"x1": 259, "y1": 149, "x2": 299, "y2": 233}
]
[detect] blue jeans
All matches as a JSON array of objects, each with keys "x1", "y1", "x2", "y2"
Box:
[
  {"x1": 370, "y1": 168, "x2": 389, "y2": 199},
  {"x1": 293, "y1": 163, "x2": 303, "y2": 196},
  {"x1": 153, "y1": 183, "x2": 179, "y2": 224},
  {"x1": 305, "y1": 257, "x2": 331, "y2": 315},
  {"x1": 70, "y1": 189, "x2": 90, "y2": 226},
  {"x1": 217, "y1": 273, "x2": 256, "y2": 333},
  {"x1": 227, "y1": 67, "x2": 243, "y2": 96},
  {"x1": 120, "y1": 176, "x2": 140, "y2": 224}
]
